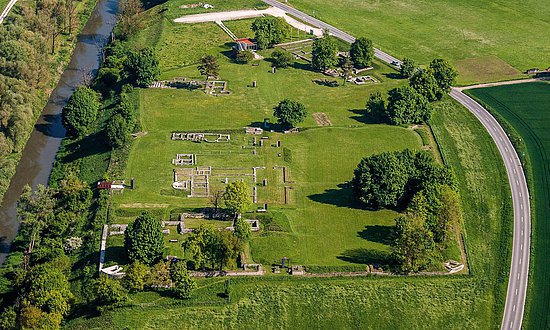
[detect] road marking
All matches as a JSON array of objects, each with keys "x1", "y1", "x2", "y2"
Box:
[
  {"x1": 520, "y1": 258, "x2": 522, "y2": 265},
  {"x1": 519, "y1": 192, "x2": 522, "y2": 198},
  {"x1": 513, "y1": 305, "x2": 516, "y2": 312},
  {"x1": 510, "y1": 321, "x2": 513, "y2": 329},
  {"x1": 521, "y1": 203, "x2": 524, "y2": 210},
  {"x1": 513, "y1": 168, "x2": 517, "y2": 174},
  {"x1": 516, "y1": 289, "x2": 518, "y2": 295},
  {"x1": 521, "y1": 216, "x2": 524, "y2": 222},
  {"x1": 521, "y1": 243, "x2": 523, "y2": 250},
  {"x1": 517, "y1": 273, "x2": 520, "y2": 280}
]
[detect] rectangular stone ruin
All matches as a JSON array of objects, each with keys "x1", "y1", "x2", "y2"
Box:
[
  {"x1": 172, "y1": 153, "x2": 196, "y2": 166},
  {"x1": 347, "y1": 75, "x2": 378, "y2": 85},
  {"x1": 245, "y1": 127, "x2": 263, "y2": 135},
  {"x1": 172, "y1": 132, "x2": 230, "y2": 143}
]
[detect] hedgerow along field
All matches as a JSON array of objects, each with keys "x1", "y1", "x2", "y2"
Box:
[
  {"x1": 467, "y1": 82, "x2": 550, "y2": 329},
  {"x1": 66, "y1": 0, "x2": 512, "y2": 327},
  {"x1": 285, "y1": 0, "x2": 550, "y2": 84}
]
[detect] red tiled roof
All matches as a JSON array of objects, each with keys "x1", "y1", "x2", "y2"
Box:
[{"x1": 236, "y1": 38, "x2": 255, "y2": 45}]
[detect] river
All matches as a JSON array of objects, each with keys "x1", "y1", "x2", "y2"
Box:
[{"x1": 0, "y1": 0, "x2": 119, "y2": 264}]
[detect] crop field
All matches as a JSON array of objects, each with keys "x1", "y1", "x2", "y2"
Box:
[
  {"x1": 467, "y1": 82, "x2": 550, "y2": 329},
  {"x1": 284, "y1": 0, "x2": 550, "y2": 84}
]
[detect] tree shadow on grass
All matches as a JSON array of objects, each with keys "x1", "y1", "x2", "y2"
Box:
[
  {"x1": 62, "y1": 131, "x2": 109, "y2": 163},
  {"x1": 337, "y1": 248, "x2": 391, "y2": 265},
  {"x1": 348, "y1": 109, "x2": 385, "y2": 125},
  {"x1": 104, "y1": 246, "x2": 128, "y2": 265},
  {"x1": 291, "y1": 61, "x2": 316, "y2": 73},
  {"x1": 357, "y1": 225, "x2": 394, "y2": 245},
  {"x1": 307, "y1": 183, "x2": 365, "y2": 210},
  {"x1": 383, "y1": 72, "x2": 404, "y2": 80}
]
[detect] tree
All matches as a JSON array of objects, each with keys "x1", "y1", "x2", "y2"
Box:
[
  {"x1": 183, "y1": 224, "x2": 221, "y2": 270},
  {"x1": 352, "y1": 151, "x2": 409, "y2": 208},
  {"x1": 386, "y1": 86, "x2": 431, "y2": 125},
  {"x1": 124, "y1": 48, "x2": 160, "y2": 87},
  {"x1": 399, "y1": 57, "x2": 417, "y2": 78},
  {"x1": 251, "y1": 16, "x2": 290, "y2": 49},
  {"x1": 170, "y1": 262, "x2": 196, "y2": 299},
  {"x1": 0, "y1": 306, "x2": 16, "y2": 330},
  {"x1": 391, "y1": 215, "x2": 435, "y2": 273},
  {"x1": 409, "y1": 68, "x2": 441, "y2": 101},
  {"x1": 106, "y1": 113, "x2": 131, "y2": 148},
  {"x1": 429, "y1": 58, "x2": 458, "y2": 93},
  {"x1": 147, "y1": 261, "x2": 171, "y2": 288},
  {"x1": 118, "y1": 0, "x2": 144, "y2": 39},
  {"x1": 271, "y1": 49, "x2": 293, "y2": 68},
  {"x1": 197, "y1": 55, "x2": 219, "y2": 80},
  {"x1": 61, "y1": 86, "x2": 100, "y2": 137},
  {"x1": 124, "y1": 212, "x2": 164, "y2": 265},
  {"x1": 95, "y1": 275, "x2": 128, "y2": 307},
  {"x1": 365, "y1": 91, "x2": 387, "y2": 122},
  {"x1": 349, "y1": 37, "x2": 374, "y2": 68},
  {"x1": 341, "y1": 57, "x2": 353, "y2": 85},
  {"x1": 223, "y1": 181, "x2": 251, "y2": 216},
  {"x1": 123, "y1": 261, "x2": 149, "y2": 292},
  {"x1": 234, "y1": 50, "x2": 254, "y2": 64},
  {"x1": 311, "y1": 35, "x2": 337, "y2": 71},
  {"x1": 434, "y1": 185, "x2": 462, "y2": 242},
  {"x1": 273, "y1": 98, "x2": 307, "y2": 127},
  {"x1": 234, "y1": 218, "x2": 251, "y2": 242}
]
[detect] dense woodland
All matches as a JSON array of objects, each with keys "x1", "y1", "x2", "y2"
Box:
[{"x1": 0, "y1": 0, "x2": 96, "y2": 200}]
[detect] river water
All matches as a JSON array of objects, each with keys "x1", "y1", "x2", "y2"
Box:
[{"x1": 0, "y1": 0, "x2": 118, "y2": 264}]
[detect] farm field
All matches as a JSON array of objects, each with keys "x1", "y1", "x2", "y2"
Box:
[
  {"x1": 467, "y1": 82, "x2": 550, "y2": 329},
  {"x1": 283, "y1": 0, "x2": 550, "y2": 84}
]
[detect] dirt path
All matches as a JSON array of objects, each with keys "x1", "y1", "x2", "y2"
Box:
[{"x1": 455, "y1": 77, "x2": 549, "y2": 91}]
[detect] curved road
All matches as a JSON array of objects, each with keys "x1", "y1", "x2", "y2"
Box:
[
  {"x1": 262, "y1": 1, "x2": 531, "y2": 328},
  {"x1": 0, "y1": 0, "x2": 17, "y2": 24},
  {"x1": 450, "y1": 89, "x2": 531, "y2": 330}
]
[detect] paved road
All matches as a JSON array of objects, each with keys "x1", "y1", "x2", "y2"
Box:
[
  {"x1": 450, "y1": 89, "x2": 531, "y2": 330},
  {"x1": 261, "y1": 0, "x2": 401, "y2": 67},
  {"x1": 0, "y1": 0, "x2": 17, "y2": 24},
  {"x1": 265, "y1": 1, "x2": 531, "y2": 327}
]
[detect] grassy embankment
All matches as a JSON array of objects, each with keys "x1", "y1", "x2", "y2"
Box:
[
  {"x1": 467, "y1": 82, "x2": 550, "y2": 329},
  {"x1": 284, "y1": 0, "x2": 550, "y2": 84}
]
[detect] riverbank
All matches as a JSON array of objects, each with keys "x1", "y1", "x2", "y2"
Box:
[{"x1": 0, "y1": 0, "x2": 119, "y2": 264}]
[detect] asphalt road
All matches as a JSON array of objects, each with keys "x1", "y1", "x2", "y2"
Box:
[
  {"x1": 261, "y1": 0, "x2": 401, "y2": 67},
  {"x1": 450, "y1": 88, "x2": 531, "y2": 330},
  {"x1": 262, "y1": 1, "x2": 531, "y2": 328},
  {"x1": 0, "y1": 0, "x2": 17, "y2": 24}
]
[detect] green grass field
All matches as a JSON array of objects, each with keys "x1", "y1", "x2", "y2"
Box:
[
  {"x1": 62, "y1": 1, "x2": 515, "y2": 327},
  {"x1": 467, "y1": 82, "x2": 550, "y2": 329},
  {"x1": 65, "y1": 97, "x2": 513, "y2": 329},
  {"x1": 284, "y1": 0, "x2": 550, "y2": 84}
]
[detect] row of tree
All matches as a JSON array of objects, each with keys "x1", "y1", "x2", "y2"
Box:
[
  {"x1": 353, "y1": 149, "x2": 463, "y2": 272},
  {"x1": 366, "y1": 58, "x2": 458, "y2": 125},
  {"x1": 0, "y1": 0, "x2": 93, "y2": 200}
]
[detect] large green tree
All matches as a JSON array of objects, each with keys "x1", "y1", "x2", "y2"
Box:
[
  {"x1": 386, "y1": 86, "x2": 431, "y2": 125},
  {"x1": 106, "y1": 113, "x2": 131, "y2": 148},
  {"x1": 409, "y1": 68, "x2": 441, "y2": 101},
  {"x1": 428, "y1": 58, "x2": 458, "y2": 92},
  {"x1": 124, "y1": 212, "x2": 164, "y2": 265},
  {"x1": 123, "y1": 261, "x2": 149, "y2": 292},
  {"x1": 273, "y1": 98, "x2": 307, "y2": 127},
  {"x1": 124, "y1": 47, "x2": 160, "y2": 87},
  {"x1": 271, "y1": 49, "x2": 294, "y2": 68},
  {"x1": 391, "y1": 215, "x2": 435, "y2": 273},
  {"x1": 234, "y1": 218, "x2": 251, "y2": 242},
  {"x1": 223, "y1": 181, "x2": 251, "y2": 216},
  {"x1": 197, "y1": 55, "x2": 220, "y2": 80},
  {"x1": 170, "y1": 262, "x2": 197, "y2": 299},
  {"x1": 365, "y1": 91, "x2": 387, "y2": 122},
  {"x1": 95, "y1": 275, "x2": 128, "y2": 307},
  {"x1": 350, "y1": 37, "x2": 374, "y2": 68},
  {"x1": 399, "y1": 57, "x2": 417, "y2": 78},
  {"x1": 61, "y1": 86, "x2": 100, "y2": 137},
  {"x1": 251, "y1": 16, "x2": 290, "y2": 49},
  {"x1": 311, "y1": 35, "x2": 337, "y2": 71}
]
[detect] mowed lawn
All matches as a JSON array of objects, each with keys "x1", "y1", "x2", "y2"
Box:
[
  {"x1": 285, "y1": 0, "x2": 550, "y2": 84},
  {"x1": 467, "y1": 82, "x2": 550, "y2": 329}
]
